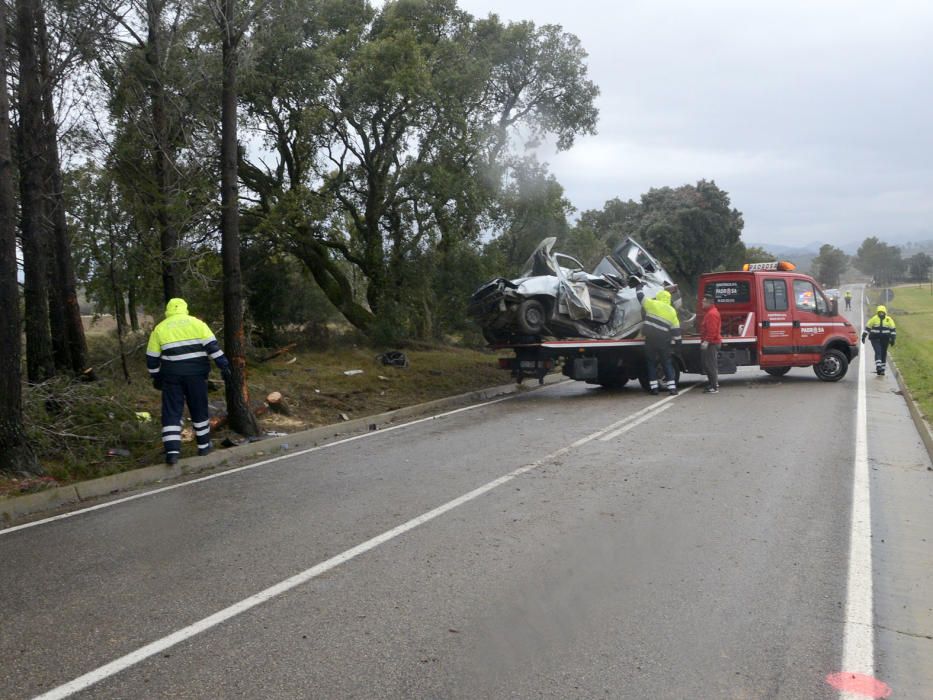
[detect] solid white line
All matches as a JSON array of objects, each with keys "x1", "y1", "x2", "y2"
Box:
[
  {"x1": 31, "y1": 388, "x2": 688, "y2": 699},
  {"x1": 839, "y1": 287, "x2": 874, "y2": 697},
  {"x1": 1, "y1": 395, "x2": 516, "y2": 536},
  {"x1": 599, "y1": 402, "x2": 673, "y2": 441}
]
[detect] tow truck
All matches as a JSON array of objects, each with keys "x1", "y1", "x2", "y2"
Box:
[{"x1": 493, "y1": 262, "x2": 860, "y2": 388}]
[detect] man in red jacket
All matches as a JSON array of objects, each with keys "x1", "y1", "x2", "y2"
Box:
[{"x1": 700, "y1": 293, "x2": 722, "y2": 393}]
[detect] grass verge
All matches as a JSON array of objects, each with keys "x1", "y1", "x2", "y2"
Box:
[
  {"x1": 2, "y1": 331, "x2": 509, "y2": 498},
  {"x1": 871, "y1": 285, "x2": 933, "y2": 422}
]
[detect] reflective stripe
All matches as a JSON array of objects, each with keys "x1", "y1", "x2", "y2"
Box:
[
  {"x1": 162, "y1": 426, "x2": 181, "y2": 434},
  {"x1": 644, "y1": 318, "x2": 671, "y2": 332},
  {"x1": 200, "y1": 336, "x2": 218, "y2": 345},
  {"x1": 162, "y1": 339, "x2": 203, "y2": 350},
  {"x1": 192, "y1": 420, "x2": 209, "y2": 429},
  {"x1": 146, "y1": 350, "x2": 161, "y2": 358},
  {"x1": 148, "y1": 367, "x2": 160, "y2": 374},
  {"x1": 162, "y1": 435, "x2": 182, "y2": 443},
  {"x1": 162, "y1": 351, "x2": 209, "y2": 361},
  {"x1": 197, "y1": 441, "x2": 210, "y2": 449},
  {"x1": 195, "y1": 428, "x2": 210, "y2": 436},
  {"x1": 209, "y1": 350, "x2": 224, "y2": 359}
]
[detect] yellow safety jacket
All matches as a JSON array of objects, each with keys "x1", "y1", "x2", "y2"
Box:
[
  {"x1": 146, "y1": 298, "x2": 228, "y2": 377},
  {"x1": 640, "y1": 289, "x2": 681, "y2": 345}
]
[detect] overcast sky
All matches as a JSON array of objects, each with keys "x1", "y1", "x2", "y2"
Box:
[{"x1": 456, "y1": 0, "x2": 933, "y2": 250}]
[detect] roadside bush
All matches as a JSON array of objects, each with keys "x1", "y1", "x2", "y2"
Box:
[{"x1": 23, "y1": 375, "x2": 160, "y2": 483}]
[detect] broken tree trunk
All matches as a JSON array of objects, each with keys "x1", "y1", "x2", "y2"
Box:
[{"x1": 266, "y1": 391, "x2": 290, "y2": 415}]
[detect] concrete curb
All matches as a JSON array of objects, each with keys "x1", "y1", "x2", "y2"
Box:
[
  {"x1": 1, "y1": 373, "x2": 567, "y2": 526},
  {"x1": 891, "y1": 358, "x2": 933, "y2": 466}
]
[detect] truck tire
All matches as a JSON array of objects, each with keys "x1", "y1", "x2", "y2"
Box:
[
  {"x1": 764, "y1": 366, "x2": 791, "y2": 377},
  {"x1": 597, "y1": 376, "x2": 628, "y2": 389},
  {"x1": 516, "y1": 299, "x2": 547, "y2": 335},
  {"x1": 813, "y1": 349, "x2": 848, "y2": 382}
]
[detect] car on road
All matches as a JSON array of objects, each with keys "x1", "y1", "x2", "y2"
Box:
[{"x1": 468, "y1": 237, "x2": 687, "y2": 344}]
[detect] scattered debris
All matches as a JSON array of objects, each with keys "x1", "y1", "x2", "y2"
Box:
[
  {"x1": 106, "y1": 447, "x2": 131, "y2": 458},
  {"x1": 266, "y1": 431, "x2": 288, "y2": 438},
  {"x1": 368, "y1": 423, "x2": 377, "y2": 431},
  {"x1": 343, "y1": 369, "x2": 364, "y2": 376},
  {"x1": 135, "y1": 412, "x2": 151, "y2": 422},
  {"x1": 339, "y1": 413, "x2": 350, "y2": 421},
  {"x1": 377, "y1": 351, "x2": 409, "y2": 368},
  {"x1": 378, "y1": 375, "x2": 389, "y2": 381}
]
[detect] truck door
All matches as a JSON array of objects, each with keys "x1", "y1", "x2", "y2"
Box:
[
  {"x1": 791, "y1": 278, "x2": 829, "y2": 361},
  {"x1": 758, "y1": 276, "x2": 796, "y2": 363}
]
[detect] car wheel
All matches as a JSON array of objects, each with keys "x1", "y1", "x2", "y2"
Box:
[
  {"x1": 813, "y1": 349, "x2": 848, "y2": 382},
  {"x1": 764, "y1": 366, "x2": 791, "y2": 377},
  {"x1": 516, "y1": 299, "x2": 547, "y2": 335}
]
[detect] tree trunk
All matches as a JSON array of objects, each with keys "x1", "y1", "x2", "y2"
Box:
[
  {"x1": 219, "y1": 0, "x2": 258, "y2": 437},
  {"x1": 146, "y1": 0, "x2": 180, "y2": 303},
  {"x1": 0, "y1": 0, "x2": 38, "y2": 474},
  {"x1": 16, "y1": 0, "x2": 54, "y2": 384},
  {"x1": 128, "y1": 285, "x2": 140, "y2": 331},
  {"x1": 38, "y1": 5, "x2": 87, "y2": 376},
  {"x1": 291, "y1": 235, "x2": 375, "y2": 334}
]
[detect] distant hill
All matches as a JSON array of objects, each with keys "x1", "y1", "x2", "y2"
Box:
[{"x1": 747, "y1": 242, "x2": 820, "y2": 259}]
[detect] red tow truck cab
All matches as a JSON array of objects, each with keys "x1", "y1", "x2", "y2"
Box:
[
  {"x1": 494, "y1": 262, "x2": 859, "y2": 387},
  {"x1": 697, "y1": 263, "x2": 859, "y2": 380}
]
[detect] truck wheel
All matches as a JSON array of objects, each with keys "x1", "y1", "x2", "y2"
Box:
[
  {"x1": 813, "y1": 349, "x2": 848, "y2": 382},
  {"x1": 764, "y1": 366, "x2": 791, "y2": 377},
  {"x1": 516, "y1": 299, "x2": 547, "y2": 335}
]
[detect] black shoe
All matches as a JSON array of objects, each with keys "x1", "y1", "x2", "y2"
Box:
[
  {"x1": 198, "y1": 445, "x2": 213, "y2": 457},
  {"x1": 650, "y1": 388, "x2": 659, "y2": 395},
  {"x1": 704, "y1": 387, "x2": 719, "y2": 394},
  {"x1": 165, "y1": 454, "x2": 179, "y2": 466},
  {"x1": 669, "y1": 388, "x2": 679, "y2": 396}
]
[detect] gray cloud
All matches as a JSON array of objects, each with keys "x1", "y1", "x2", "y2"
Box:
[{"x1": 457, "y1": 0, "x2": 933, "y2": 247}]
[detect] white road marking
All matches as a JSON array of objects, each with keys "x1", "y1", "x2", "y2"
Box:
[
  {"x1": 30, "y1": 391, "x2": 689, "y2": 699},
  {"x1": 839, "y1": 287, "x2": 875, "y2": 698},
  {"x1": 599, "y1": 402, "x2": 673, "y2": 441}
]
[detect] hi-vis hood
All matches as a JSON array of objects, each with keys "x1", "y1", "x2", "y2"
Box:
[
  {"x1": 876, "y1": 305, "x2": 887, "y2": 314},
  {"x1": 165, "y1": 298, "x2": 189, "y2": 317},
  {"x1": 655, "y1": 289, "x2": 672, "y2": 305}
]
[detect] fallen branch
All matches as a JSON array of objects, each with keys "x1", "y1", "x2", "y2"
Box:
[{"x1": 259, "y1": 343, "x2": 297, "y2": 363}]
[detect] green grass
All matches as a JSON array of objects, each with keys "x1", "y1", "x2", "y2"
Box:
[
  {"x1": 873, "y1": 285, "x2": 933, "y2": 422},
  {"x1": 2, "y1": 332, "x2": 509, "y2": 496}
]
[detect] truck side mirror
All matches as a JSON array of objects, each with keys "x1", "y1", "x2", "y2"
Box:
[{"x1": 829, "y1": 298, "x2": 839, "y2": 315}]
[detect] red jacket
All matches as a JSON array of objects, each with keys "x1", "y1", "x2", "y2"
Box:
[{"x1": 700, "y1": 306, "x2": 722, "y2": 344}]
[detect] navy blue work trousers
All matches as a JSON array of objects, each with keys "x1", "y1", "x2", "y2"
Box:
[
  {"x1": 161, "y1": 375, "x2": 210, "y2": 457},
  {"x1": 645, "y1": 340, "x2": 676, "y2": 390},
  {"x1": 869, "y1": 337, "x2": 890, "y2": 373}
]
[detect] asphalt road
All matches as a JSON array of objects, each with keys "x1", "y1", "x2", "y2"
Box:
[{"x1": 1, "y1": 294, "x2": 931, "y2": 699}]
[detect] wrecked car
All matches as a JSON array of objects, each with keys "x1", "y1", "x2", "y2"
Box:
[{"x1": 469, "y1": 237, "x2": 687, "y2": 344}]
